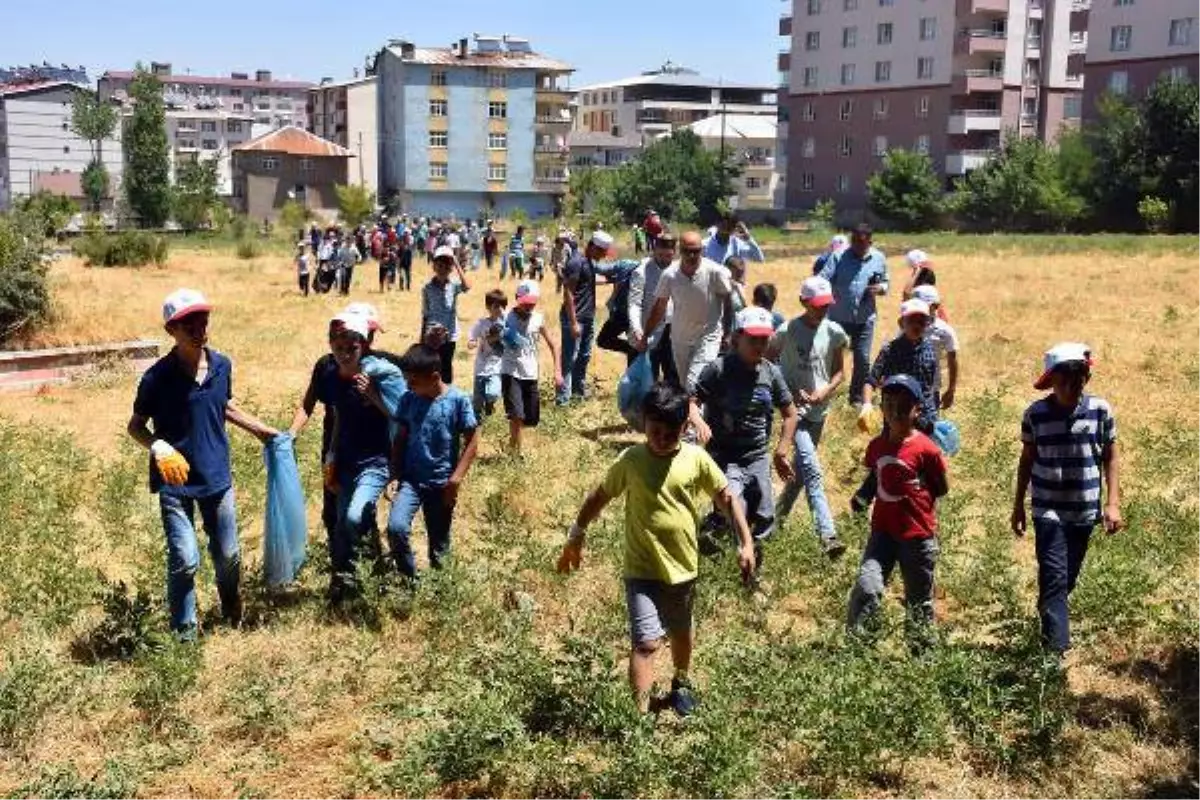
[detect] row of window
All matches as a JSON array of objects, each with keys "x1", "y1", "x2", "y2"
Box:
[
  {"x1": 580, "y1": 89, "x2": 619, "y2": 106},
  {"x1": 427, "y1": 162, "x2": 509, "y2": 181},
  {"x1": 429, "y1": 99, "x2": 508, "y2": 118},
  {"x1": 800, "y1": 57, "x2": 934, "y2": 88},
  {"x1": 1110, "y1": 18, "x2": 1194, "y2": 51},
  {"x1": 429, "y1": 69, "x2": 508, "y2": 88},
  {"x1": 176, "y1": 120, "x2": 244, "y2": 134},
  {"x1": 804, "y1": 19, "x2": 935, "y2": 51},
  {"x1": 427, "y1": 131, "x2": 510, "y2": 149},
  {"x1": 800, "y1": 133, "x2": 929, "y2": 159},
  {"x1": 1107, "y1": 64, "x2": 1192, "y2": 94},
  {"x1": 806, "y1": 0, "x2": 897, "y2": 13},
  {"x1": 797, "y1": 94, "x2": 931, "y2": 121},
  {"x1": 796, "y1": 174, "x2": 858, "y2": 194}
]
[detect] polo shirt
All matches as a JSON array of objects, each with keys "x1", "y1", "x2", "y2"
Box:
[
  {"x1": 1021, "y1": 394, "x2": 1116, "y2": 525},
  {"x1": 562, "y1": 254, "x2": 598, "y2": 322},
  {"x1": 133, "y1": 348, "x2": 233, "y2": 498}
]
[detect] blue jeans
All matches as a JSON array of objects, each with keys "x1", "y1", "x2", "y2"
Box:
[
  {"x1": 847, "y1": 531, "x2": 939, "y2": 634},
  {"x1": 333, "y1": 464, "x2": 390, "y2": 594},
  {"x1": 1033, "y1": 517, "x2": 1094, "y2": 653},
  {"x1": 159, "y1": 488, "x2": 240, "y2": 632},
  {"x1": 558, "y1": 313, "x2": 595, "y2": 404},
  {"x1": 777, "y1": 418, "x2": 836, "y2": 540},
  {"x1": 840, "y1": 318, "x2": 876, "y2": 405},
  {"x1": 386, "y1": 481, "x2": 455, "y2": 578}
]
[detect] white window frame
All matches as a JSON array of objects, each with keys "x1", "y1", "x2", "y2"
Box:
[
  {"x1": 429, "y1": 130, "x2": 448, "y2": 148},
  {"x1": 430, "y1": 99, "x2": 447, "y2": 117},
  {"x1": 1114, "y1": 0, "x2": 1133, "y2": 6},
  {"x1": 803, "y1": 136, "x2": 816, "y2": 158},
  {"x1": 836, "y1": 174, "x2": 851, "y2": 193},
  {"x1": 745, "y1": 176, "x2": 763, "y2": 190},
  {"x1": 299, "y1": 158, "x2": 313, "y2": 171},
  {"x1": 1169, "y1": 18, "x2": 1194, "y2": 46},
  {"x1": 920, "y1": 17, "x2": 937, "y2": 41},
  {"x1": 1110, "y1": 25, "x2": 1132, "y2": 51},
  {"x1": 875, "y1": 60, "x2": 891, "y2": 82},
  {"x1": 429, "y1": 161, "x2": 448, "y2": 179},
  {"x1": 918, "y1": 57, "x2": 935, "y2": 79},
  {"x1": 262, "y1": 156, "x2": 278, "y2": 170},
  {"x1": 1108, "y1": 70, "x2": 1129, "y2": 94},
  {"x1": 916, "y1": 95, "x2": 930, "y2": 118},
  {"x1": 841, "y1": 63, "x2": 856, "y2": 85},
  {"x1": 226, "y1": 120, "x2": 243, "y2": 133},
  {"x1": 843, "y1": 26, "x2": 857, "y2": 47},
  {"x1": 806, "y1": 31, "x2": 821, "y2": 50},
  {"x1": 801, "y1": 102, "x2": 816, "y2": 121},
  {"x1": 807, "y1": 0, "x2": 822, "y2": 15},
  {"x1": 801, "y1": 173, "x2": 815, "y2": 191},
  {"x1": 840, "y1": 99, "x2": 854, "y2": 120},
  {"x1": 431, "y1": 70, "x2": 447, "y2": 87},
  {"x1": 873, "y1": 135, "x2": 888, "y2": 156},
  {"x1": 874, "y1": 97, "x2": 889, "y2": 119},
  {"x1": 487, "y1": 132, "x2": 507, "y2": 150},
  {"x1": 488, "y1": 163, "x2": 507, "y2": 181},
  {"x1": 878, "y1": 22, "x2": 893, "y2": 44},
  {"x1": 839, "y1": 135, "x2": 853, "y2": 157},
  {"x1": 487, "y1": 70, "x2": 508, "y2": 88},
  {"x1": 201, "y1": 139, "x2": 218, "y2": 150},
  {"x1": 803, "y1": 66, "x2": 819, "y2": 87},
  {"x1": 915, "y1": 134, "x2": 930, "y2": 155},
  {"x1": 488, "y1": 101, "x2": 508, "y2": 119}
]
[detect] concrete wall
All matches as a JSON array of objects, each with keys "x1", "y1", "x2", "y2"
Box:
[
  {"x1": 507, "y1": 71, "x2": 536, "y2": 192},
  {"x1": 1086, "y1": 0, "x2": 1199, "y2": 64},
  {"x1": 346, "y1": 80, "x2": 378, "y2": 194},
  {"x1": 445, "y1": 69, "x2": 486, "y2": 192},
  {"x1": 405, "y1": 190, "x2": 554, "y2": 220},
  {"x1": 233, "y1": 152, "x2": 348, "y2": 221}
]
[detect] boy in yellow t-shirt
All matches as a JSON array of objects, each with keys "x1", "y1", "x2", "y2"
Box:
[{"x1": 557, "y1": 382, "x2": 755, "y2": 717}]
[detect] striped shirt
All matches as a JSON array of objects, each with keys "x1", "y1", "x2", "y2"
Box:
[
  {"x1": 421, "y1": 279, "x2": 468, "y2": 341},
  {"x1": 867, "y1": 334, "x2": 939, "y2": 433},
  {"x1": 1021, "y1": 394, "x2": 1116, "y2": 524}
]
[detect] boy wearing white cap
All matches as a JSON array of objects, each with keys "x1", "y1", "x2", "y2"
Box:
[
  {"x1": 901, "y1": 249, "x2": 937, "y2": 301},
  {"x1": 1012, "y1": 343, "x2": 1121, "y2": 654},
  {"x1": 768, "y1": 276, "x2": 850, "y2": 558},
  {"x1": 691, "y1": 307, "x2": 798, "y2": 572},
  {"x1": 422, "y1": 245, "x2": 471, "y2": 385},
  {"x1": 558, "y1": 230, "x2": 613, "y2": 405},
  {"x1": 500, "y1": 280, "x2": 564, "y2": 453},
  {"x1": 905, "y1": 285, "x2": 959, "y2": 410},
  {"x1": 127, "y1": 289, "x2": 280, "y2": 637},
  {"x1": 812, "y1": 234, "x2": 848, "y2": 276}
]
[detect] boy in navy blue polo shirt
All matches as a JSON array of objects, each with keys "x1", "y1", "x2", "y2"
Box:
[
  {"x1": 128, "y1": 289, "x2": 279, "y2": 638},
  {"x1": 386, "y1": 345, "x2": 480, "y2": 580},
  {"x1": 1012, "y1": 342, "x2": 1122, "y2": 654}
]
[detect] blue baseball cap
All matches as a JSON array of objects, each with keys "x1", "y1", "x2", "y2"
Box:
[{"x1": 882, "y1": 374, "x2": 922, "y2": 401}]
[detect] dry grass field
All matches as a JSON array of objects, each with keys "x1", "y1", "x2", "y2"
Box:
[{"x1": 0, "y1": 235, "x2": 1195, "y2": 798}]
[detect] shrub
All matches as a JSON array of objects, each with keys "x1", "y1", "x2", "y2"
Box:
[
  {"x1": 76, "y1": 579, "x2": 167, "y2": 662},
  {"x1": 130, "y1": 641, "x2": 201, "y2": 731},
  {"x1": 235, "y1": 238, "x2": 262, "y2": 260},
  {"x1": 0, "y1": 648, "x2": 63, "y2": 750},
  {"x1": 11, "y1": 761, "x2": 138, "y2": 799},
  {"x1": 71, "y1": 231, "x2": 169, "y2": 267},
  {"x1": 0, "y1": 211, "x2": 52, "y2": 343},
  {"x1": 1137, "y1": 195, "x2": 1171, "y2": 233},
  {"x1": 810, "y1": 198, "x2": 836, "y2": 231}
]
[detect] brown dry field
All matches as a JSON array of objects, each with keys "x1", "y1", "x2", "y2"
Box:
[{"x1": 0, "y1": 240, "x2": 1196, "y2": 798}]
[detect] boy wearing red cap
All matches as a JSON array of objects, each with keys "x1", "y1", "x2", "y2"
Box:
[{"x1": 500, "y1": 280, "x2": 563, "y2": 454}]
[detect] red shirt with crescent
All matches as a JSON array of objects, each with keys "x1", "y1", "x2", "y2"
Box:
[{"x1": 865, "y1": 432, "x2": 946, "y2": 540}]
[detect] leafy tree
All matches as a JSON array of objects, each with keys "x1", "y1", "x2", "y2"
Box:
[
  {"x1": 949, "y1": 134, "x2": 1084, "y2": 232},
  {"x1": 1140, "y1": 77, "x2": 1198, "y2": 231},
  {"x1": 278, "y1": 200, "x2": 310, "y2": 235},
  {"x1": 122, "y1": 66, "x2": 172, "y2": 228},
  {"x1": 334, "y1": 184, "x2": 375, "y2": 228},
  {"x1": 17, "y1": 191, "x2": 77, "y2": 238},
  {"x1": 172, "y1": 156, "x2": 220, "y2": 232},
  {"x1": 866, "y1": 149, "x2": 944, "y2": 231},
  {"x1": 606, "y1": 129, "x2": 738, "y2": 226},
  {"x1": 810, "y1": 198, "x2": 836, "y2": 231},
  {"x1": 0, "y1": 210, "x2": 52, "y2": 343},
  {"x1": 1137, "y1": 196, "x2": 1170, "y2": 233},
  {"x1": 70, "y1": 91, "x2": 118, "y2": 212},
  {"x1": 1081, "y1": 93, "x2": 1149, "y2": 230}
]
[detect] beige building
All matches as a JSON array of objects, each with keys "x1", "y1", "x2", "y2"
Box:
[
  {"x1": 231, "y1": 127, "x2": 352, "y2": 222},
  {"x1": 307, "y1": 75, "x2": 378, "y2": 195},
  {"x1": 782, "y1": 0, "x2": 1087, "y2": 215},
  {"x1": 1082, "y1": 0, "x2": 1197, "y2": 120},
  {"x1": 686, "y1": 114, "x2": 779, "y2": 210}
]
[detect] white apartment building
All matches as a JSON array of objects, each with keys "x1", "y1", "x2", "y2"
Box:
[
  {"x1": 307, "y1": 74, "x2": 378, "y2": 194},
  {"x1": 686, "y1": 114, "x2": 780, "y2": 210}
]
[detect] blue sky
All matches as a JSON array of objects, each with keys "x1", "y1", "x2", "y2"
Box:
[{"x1": 4, "y1": 0, "x2": 781, "y2": 88}]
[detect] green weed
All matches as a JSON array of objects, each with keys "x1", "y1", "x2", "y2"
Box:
[
  {"x1": 130, "y1": 640, "x2": 201, "y2": 731},
  {"x1": 0, "y1": 648, "x2": 63, "y2": 751},
  {"x1": 7, "y1": 760, "x2": 139, "y2": 799}
]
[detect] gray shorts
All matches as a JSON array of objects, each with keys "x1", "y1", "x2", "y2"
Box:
[{"x1": 625, "y1": 578, "x2": 695, "y2": 644}]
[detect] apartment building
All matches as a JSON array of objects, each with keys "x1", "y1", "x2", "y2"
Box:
[
  {"x1": 567, "y1": 131, "x2": 642, "y2": 169},
  {"x1": 1082, "y1": 0, "x2": 1197, "y2": 119},
  {"x1": 687, "y1": 114, "x2": 780, "y2": 210},
  {"x1": 307, "y1": 74, "x2": 378, "y2": 194},
  {"x1": 372, "y1": 34, "x2": 573, "y2": 219},
  {"x1": 782, "y1": 0, "x2": 1088, "y2": 214},
  {"x1": 573, "y1": 62, "x2": 777, "y2": 146}
]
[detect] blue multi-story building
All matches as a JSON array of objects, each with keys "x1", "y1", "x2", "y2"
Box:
[{"x1": 373, "y1": 34, "x2": 573, "y2": 220}]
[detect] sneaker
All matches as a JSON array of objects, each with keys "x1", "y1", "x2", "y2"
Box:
[
  {"x1": 668, "y1": 678, "x2": 697, "y2": 718},
  {"x1": 821, "y1": 536, "x2": 848, "y2": 560}
]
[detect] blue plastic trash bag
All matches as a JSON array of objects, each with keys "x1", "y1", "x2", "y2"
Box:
[
  {"x1": 931, "y1": 419, "x2": 961, "y2": 457},
  {"x1": 617, "y1": 353, "x2": 653, "y2": 430},
  {"x1": 262, "y1": 433, "x2": 307, "y2": 587},
  {"x1": 362, "y1": 354, "x2": 408, "y2": 418},
  {"x1": 482, "y1": 373, "x2": 502, "y2": 401}
]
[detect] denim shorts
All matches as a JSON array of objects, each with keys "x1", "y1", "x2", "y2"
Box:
[{"x1": 624, "y1": 578, "x2": 695, "y2": 644}]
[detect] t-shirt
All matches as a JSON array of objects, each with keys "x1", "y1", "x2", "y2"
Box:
[
  {"x1": 694, "y1": 354, "x2": 793, "y2": 463},
  {"x1": 444, "y1": 232, "x2": 461, "y2": 250},
  {"x1": 422, "y1": 278, "x2": 467, "y2": 341},
  {"x1": 771, "y1": 316, "x2": 850, "y2": 422},
  {"x1": 865, "y1": 432, "x2": 946, "y2": 541},
  {"x1": 499, "y1": 309, "x2": 544, "y2": 380},
  {"x1": 296, "y1": 253, "x2": 310, "y2": 275},
  {"x1": 562, "y1": 254, "x2": 598, "y2": 322},
  {"x1": 134, "y1": 348, "x2": 233, "y2": 498},
  {"x1": 601, "y1": 443, "x2": 728, "y2": 584},
  {"x1": 895, "y1": 318, "x2": 959, "y2": 392},
  {"x1": 394, "y1": 388, "x2": 478, "y2": 489},
  {"x1": 654, "y1": 258, "x2": 733, "y2": 346},
  {"x1": 315, "y1": 357, "x2": 396, "y2": 472},
  {"x1": 468, "y1": 317, "x2": 504, "y2": 378},
  {"x1": 1021, "y1": 394, "x2": 1116, "y2": 525}
]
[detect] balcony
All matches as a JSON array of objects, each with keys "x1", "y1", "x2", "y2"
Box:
[
  {"x1": 1064, "y1": 73, "x2": 1083, "y2": 87},
  {"x1": 947, "y1": 109, "x2": 1002, "y2": 134},
  {"x1": 779, "y1": 14, "x2": 792, "y2": 36},
  {"x1": 536, "y1": 112, "x2": 571, "y2": 125},
  {"x1": 957, "y1": 29, "x2": 1008, "y2": 54},
  {"x1": 953, "y1": 69, "x2": 1004, "y2": 93},
  {"x1": 534, "y1": 142, "x2": 569, "y2": 154},
  {"x1": 1071, "y1": 0, "x2": 1090, "y2": 9},
  {"x1": 1069, "y1": 32, "x2": 1087, "y2": 55},
  {"x1": 778, "y1": 51, "x2": 790, "y2": 71},
  {"x1": 535, "y1": 174, "x2": 569, "y2": 193},
  {"x1": 956, "y1": 0, "x2": 1008, "y2": 13},
  {"x1": 945, "y1": 149, "x2": 994, "y2": 175}
]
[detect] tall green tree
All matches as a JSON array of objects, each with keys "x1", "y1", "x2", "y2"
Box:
[
  {"x1": 335, "y1": 184, "x2": 376, "y2": 227},
  {"x1": 173, "y1": 156, "x2": 220, "y2": 232},
  {"x1": 1141, "y1": 77, "x2": 1198, "y2": 231},
  {"x1": 950, "y1": 134, "x2": 1085, "y2": 232},
  {"x1": 866, "y1": 149, "x2": 944, "y2": 231},
  {"x1": 122, "y1": 67, "x2": 172, "y2": 228},
  {"x1": 1081, "y1": 93, "x2": 1149, "y2": 230},
  {"x1": 69, "y1": 91, "x2": 118, "y2": 212},
  {"x1": 607, "y1": 129, "x2": 738, "y2": 225}
]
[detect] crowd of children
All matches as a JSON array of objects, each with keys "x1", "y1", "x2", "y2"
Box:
[{"x1": 131, "y1": 218, "x2": 1123, "y2": 716}]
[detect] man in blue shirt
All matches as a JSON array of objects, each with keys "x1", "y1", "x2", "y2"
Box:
[
  {"x1": 128, "y1": 289, "x2": 279, "y2": 638},
  {"x1": 818, "y1": 223, "x2": 889, "y2": 406},
  {"x1": 701, "y1": 215, "x2": 765, "y2": 265}
]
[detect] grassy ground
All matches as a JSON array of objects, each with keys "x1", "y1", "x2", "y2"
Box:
[{"x1": 0, "y1": 236, "x2": 1196, "y2": 798}]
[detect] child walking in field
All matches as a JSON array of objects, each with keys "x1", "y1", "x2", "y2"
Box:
[
  {"x1": 386, "y1": 345, "x2": 480, "y2": 580},
  {"x1": 296, "y1": 243, "x2": 311, "y2": 297},
  {"x1": 907, "y1": 285, "x2": 960, "y2": 411},
  {"x1": 421, "y1": 245, "x2": 471, "y2": 385},
  {"x1": 1012, "y1": 342, "x2": 1121, "y2": 654},
  {"x1": 557, "y1": 382, "x2": 756, "y2": 716},
  {"x1": 751, "y1": 283, "x2": 786, "y2": 331},
  {"x1": 847, "y1": 375, "x2": 948, "y2": 648},
  {"x1": 466, "y1": 289, "x2": 507, "y2": 417},
  {"x1": 499, "y1": 280, "x2": 563, "y2": 454}
]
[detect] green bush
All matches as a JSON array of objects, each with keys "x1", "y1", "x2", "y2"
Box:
[
  {"x1": 0, "y1": 211, "x2": 52, "y2": 344},
  {"x1": 130, "y1": 641, "x2": 201, "y2": 731},
  {"x1": 71, "y1": 231, "x2": 169, "y2": 267},
  {"x1": 0, "y1": 648, "x2": 63, "y2": 751},
  {"x1": 11, "y1": 761, "x2": 139, "y2": 799},
  {"x1": 1137, "y1": 195, "x2": 1171, "y2": 233},
  {"x1": 235, "y1": 238, "x2": 262, "y2": 260},
  {"x1": 810, "y1": 198, "x2": 837, "y2": 231}
]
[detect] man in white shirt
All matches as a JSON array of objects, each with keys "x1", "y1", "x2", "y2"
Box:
[{"x1": 628, "y1": 233, "x2": 679, "y2": 385}]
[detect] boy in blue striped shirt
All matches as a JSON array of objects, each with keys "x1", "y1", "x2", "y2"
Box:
[{"x1": 1012, "y1": 342, "x2": 1122, "y2": 654}]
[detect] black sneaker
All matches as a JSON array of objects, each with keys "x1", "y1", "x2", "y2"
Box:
[
  {"x1": 669, "y1": 678, "x2": 697, "y2": 718},
  {"x1": 822, "y1": 536, "x2": 848, "y2": 560}
]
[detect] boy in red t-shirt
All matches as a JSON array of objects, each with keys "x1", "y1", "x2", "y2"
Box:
[{"x1": 847, "y1": 373, "x2": 948, "y2": 647}]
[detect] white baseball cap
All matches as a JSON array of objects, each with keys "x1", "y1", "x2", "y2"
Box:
[
  {"x1": 162, "y1": 288, "x2": 212, "y2": 324},
  {"x1": 829, "y1": 234, "x2": 849, "y2": 251},
  {"x1": 736, "y1": 307, "x2": 776, "y2": 337},
  {"x1": 1034, "y1": 342, "x2": 1092, "y2": 390},
  {"x1": 799, "y1": 276, "x2": 834, "y2": 307},
  {"x1": 911, "y1": 285, "x2": 940, "y2": 306},
  {"x1": 515, "y1": 279, "x2": 540, "y2": 306},
  {"x1": 899, "y1": 299, "x2": 931, "y2": 319},
  {"x1": 330, "y1": 311, "x2": 371, "y2": 340},
  {"x1": 343, "y1": 302, "x2": 384, "y2": 332},
  {"x1": 906, "y1": 249, "x2": 930, "y2": 268},
  {"x1": 433, "y1": 245, "x2": 456, "y2": 262},
  {"x1": 590, "y1": 230, "x2": 614, "y2": 250}
]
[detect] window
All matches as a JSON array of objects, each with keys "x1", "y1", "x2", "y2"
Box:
[
  {"x1": 918, "y1": 57, "x2": 935, "y2": 79},
  {"x1": 201, "y1": 139, "x2": 217, "y2": 150},
  {"x1": 843, "y1": 26, "x2": 857, "y2": 47},
  {"x1": 429, "y1": 130, "x2": 448, "y2": 147},
  {"x1": 1025, "y1": 59, "x2": 1041, "y2": 82},
  {"x1": 875, "y1": 60, "x2": 891, "y2": 82},
  {"x1": 916, "y1": 95, "x2": 930, "y2": 118},
  {"x1": 1063, "y1": 95, "x2": 1082, "y2": 118},
  {"x1": 805, "y1": 31, "x2": 821, "y2": 50},
  {"x1": 233, "y1": 103, "x2": 244, "y2": 111},
  {"x1": 430, "y1": 99, "x2": 447, "y2": 116},
  {"x1": 262, "y1": 157, "x2": 278, "y2": 170},
  {"x1": 201, "y1": 120, "x2": 216, "y2": 132},
  {"x1": 431, "y1": 70, "x2": 447, "y2": 86},
  {"x1": 487, "y1": 70, "x2": 508, "y2": 88},
  {"x1": 836, "y1": 175, "x2": 850, "y2": 193},
  {"x1": 488, "y1": 102, "x2": 507, "y2": 119},
  {"x1": 1169, "y1": 18, "x2": 1194, "y2": 46},
  {"x1": 1022, "y1": 97, "x2": 1038, "y2": 117},
  {"x1": 1114, "y1": 0, "x2": 1133, "y2": 5},
  {"x1": 803, "y1": 136, "x2": 816, "y2": 157},
  {"x1": 226, "y1": 120, "x2": 243, "y2": 133},
  {"x1": 1165, "y1": 65, "x2": 1190, "y2": 81},
  {"x1": 488, "y1": 164, "x2": 507, "y2": 181},
  {"x1": 807, "y1": 0, "x2": 821, "y2": 14},
  {"x1": 843, "y1": 0, "x2": 857, "y2": 8},
  {"x1": 874, "y1": 97, "x2": 889, "y2": 119},
  {"x1": 915, "y1": 134, "x2": 930, "y2": 155},
  {"x1": 801, "y1": 173, "x2": 815, "y2": 191},
  {"x1": 840, "y1": 63, "x2": 856, "y2": 85},
  {"x1": 801, "y1": 102, "x2": 815, "y2": 121},
  {"x1": 430, "y1": 161, "x2": 448, "y2": 179},
  {"x1": 229, "y1": 88, "x2": 242, "y2": 98},
  {"x1": 62, "y1": 145, "x2": 70, "y2": 154},
  {"x1": 803, "y1": 66, "x2": 819, "y2": 87},
  {"x1": 877, "y1": 22, "x2": 893, "y2": 45},
  {"x1": 745, "y1": 176, "x2": 763, "y2": 189},
  {"x1": 299, "y1": 158, "x2": 313, "y2": 171},
  {"x1": 1108, "y1": 70, "x2": 1129, "y2": 94},
  {"x1": 840, "y1": 99, "x2": 854, "y2": 120},
  {"x1": 919, "y1": 17, "x2": 937, "y2": 41},
  {"x1": 839, "y1": 135, "x2": 853, "y2": 156},
  {"x1": 487, "y1": 132, "x2": 507, "y2": 149},
  {"x1": 1109, "y1": 25, "x2": 1132, "y2": 51}
]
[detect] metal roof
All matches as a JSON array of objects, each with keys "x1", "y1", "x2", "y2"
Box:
[
  {"x1": 688, "y1": 114, "x2": 777, "y2": 140},
  {"x1": 101, "y1": 70, "x2": 314, "y2": 90},
  {"x1": 574, "y1": 72, "x2": 774, "y2": 93},
  {"x1": 233, "y1": 127, "x2": 354, "y2": 157},
  {"x1": 312, "y1": 75, "x2": 377, "y2": 91},
  {"x1": 385, "y1": 45, "x2": 572, "y2": 72},
  {"x1": 0, "y1": 80, "x2": 87, "y2": 98},
  {"x1": 568, "y1": 131, "x2": 643, "y2": 149}
]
